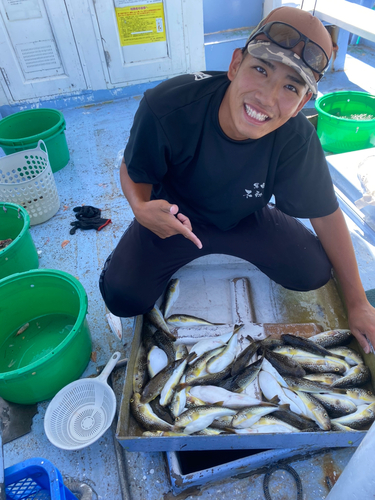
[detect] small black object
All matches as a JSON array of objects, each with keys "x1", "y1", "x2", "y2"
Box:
[
  {"x1": 73, "y1": 205, "x2": 102, "y2": 219},
  {"x1": 263, "y1": 464, "x2": 303, "y2": 500},
  {"x1": 70, "y1": 205, "x2": 111, "y2": 235}
]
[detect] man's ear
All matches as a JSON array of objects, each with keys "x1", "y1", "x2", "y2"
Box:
[
  {"x1": 227, "y1": 49, "x2": 244, "y2": 82},
  {"x1": 292, "y1": 90, "x2": 313, "y2": 117}
]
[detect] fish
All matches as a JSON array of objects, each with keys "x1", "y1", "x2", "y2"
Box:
[
  {"x1": 161, "y1": 278, "x2": 180, "y2": 318},
  {"x1": 170, "y1": 375, "x2": 187, "y2": 418},
  {"x1": 189, "y1": 331, "x2": 234, "y2": 360},
  {"x1": 272, "y1": 347, "x2": 351, "y2": 374},
  {"x1": 220, "y1": 357, "x2": 263, "y2": 393},
  {"x1": 185, "y1": 346, "x2": 225, "y2": 383},
  {"x1": 130, "y1": 393, "x2": 174, "y2": 432},
  {"x1": 142, "y1": 321, "x2": 156, "y2": 351},
  {"x1": 195, "y1": 427, "x2": 230, "y2": 435},
  {"x1": 133, "y1": 343, "x2": 148, "y2": 393},
  {"x1": 149, "y1": 397, "x2": 174, "y2": 425},
  {"x1": 189, "y1": 385, "x2": 262, "y2": 408},
  {"x1": 312, "y1": 393, "x2": 358, "y2": 418},
  {"x1": 343, "y1": 388, "x2": 375, "y2": 406},
  {"x1": 263, "y1": 349, "x2": 306, "y2": 377},
  {"x1": 309, "y1": 329, "x2": 353, "y2": 348},
  {"x1": 258, "y1": 371, "x2": 305, "y2": 416},
  {"x1": 147, "y1": 346, "x2": 168, "y2": 378},
  {"x1": 261, "y1": 358, "x2": 288, "y2": 386},
  {"x1": 16, "y1": 323, "x2": 30, "y2": 335},
  {"x1": 330, "y1": 364, "x2": 371, "y2": 388},
  {"x1": 141, "y1": 358, "x2": 185, "y2": 404},
  {"x1": 295, "y1": 391, "x2": 331, "y2": 430},
  {"x1": 153, "y1": 329, "x2": 176, "y2": 362},
  {"x1": 281, "y1": 376, "x2": 346, "y2": 395},
  {"x1": 327, "y1": 347, "x2": 364, "y2": 367},
  {"x1": 159, "y1": 358, "x2": 188, "y2": 406},
  {"x1": 174, "y1": 405, "x2": 236, "y2": 434},
  {"x1": 272, "y1": 409, "x2": 320, "y2": 432},
  {"x1": 281, "y1": 333, "x2": 347, "y2": 361},
  {"x1": 182, "y1": 364, "x2": 232, "y2": 388},
  {"x1": 174, "y1": 344, "x2": 189, "y2": 360},
  {"x1": 185, "y1": 392, "x2": 206, "y2": 408},
  {"x1": 143, "y1": 431, "x2": 186, "y2": 437},
  {"x1": 235, "y1": 416, "x2": 301, "y2": 434},
  {"x1": 144, "y1": 305, "x2": 176, "y2": 340},
  {"x1": 290, "y1": 356, "x2": 348, "y2": 375},
  {"x1": 231, "y1": 402, "x2": 285, "y2": 429},
  {"x1": 330, "y1": 422, "x2": 361, "y2": 432},
  {"x1": 231, "y1": 337, "x2": 261, "y2": 377},
  {"x1": 210, "y1": 415, "x2": 236, "y2": 430},
  {"x1": 272, "y1": 346, "x2": 320, "y2": 358},
  {"x1": 331, "y1": 402, "x2": 375, "y2": 430},
  {"x1": 260, "y1": 338, "x2": 286, "y2": 350},
  {"x1": 106, "y1": 312, "x2": 122, "y2": 341},
  {"x1": 166, "y1": 314, "x2": 219, "y2": 327},
  {"x1": 207, "y1": 333, "x2": 238, "y2": 374},
  {"x1": 303, "y1": 373, "x2": 342, "y2": 386}
]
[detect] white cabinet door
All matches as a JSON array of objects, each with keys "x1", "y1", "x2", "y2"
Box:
[
  {"x1": 92, "y1": 0, "x2": 194, "y2": 85},
  {"x1": 0, "y1": 0, "x2": 87, "y2": 102}
]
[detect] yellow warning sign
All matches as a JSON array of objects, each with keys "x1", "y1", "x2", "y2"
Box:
[{"x1": 116, "y1": 3, "x2": 166, "y2": 46}]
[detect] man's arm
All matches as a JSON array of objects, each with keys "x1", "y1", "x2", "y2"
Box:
[
  {"x1": 310, "y1": 207, "x2": 375, "y2": 353},
  {"x1": 120, "y1": 159, "x2": 202, "y2": 249}
]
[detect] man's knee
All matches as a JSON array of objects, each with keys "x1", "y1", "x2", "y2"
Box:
[
  {"x1": 99, "y1": 271, "x2": 153, "y2": 318},
  {"x1": 284, "y1": 262, "x2": 333, "y2": 292}
]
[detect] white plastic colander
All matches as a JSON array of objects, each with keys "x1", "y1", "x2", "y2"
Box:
[{"x1": 44, "y1": 351, "x2": 121, "y2": 450}]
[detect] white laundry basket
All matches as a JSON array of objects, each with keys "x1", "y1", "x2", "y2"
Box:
[{"x1": 0, "y1": 140, "x2": 60, "y2": 225}]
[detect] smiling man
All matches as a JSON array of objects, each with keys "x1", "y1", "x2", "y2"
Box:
[{"x1": 100, "y1": 6, "x2": 375, "y2": 353}]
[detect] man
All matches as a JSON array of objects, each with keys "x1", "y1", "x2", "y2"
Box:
[{"x1": 100, "y1": 6, "x2": 375, "y2": 354}]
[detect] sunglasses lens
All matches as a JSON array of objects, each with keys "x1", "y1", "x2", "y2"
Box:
[
  {"x1": 304, "y1": 42, "x2": 328, "y2": 72},
  {"x1": 268, "y1": 23, "x2": 301, "y2": 48}
]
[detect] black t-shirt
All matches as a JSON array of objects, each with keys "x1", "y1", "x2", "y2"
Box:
[{"x1": 125, "y1": 71, "x2": 338, "y2": 231}]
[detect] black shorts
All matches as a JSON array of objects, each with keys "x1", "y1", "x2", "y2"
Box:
[{"x1": 99, "y1": 204, "x2": 332, "y2": 317}]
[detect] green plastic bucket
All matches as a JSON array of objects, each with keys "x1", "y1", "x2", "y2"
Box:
[
  {"x1": 0, "y1": 109, "x2": 69, "y2": 173},
  {"x1": 0, "y1": 269, "x2": 92, "y2": 404},
  {"x1": 0, "y1": 202, "x2": 39, "y2": 280},
  {"x1": 315, "y1": 91, "x2": 375, "y2": 154}
]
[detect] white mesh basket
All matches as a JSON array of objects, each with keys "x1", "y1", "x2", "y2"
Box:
[{"x1": 0, "y1": 140, "x2": 60, "y2": 225}]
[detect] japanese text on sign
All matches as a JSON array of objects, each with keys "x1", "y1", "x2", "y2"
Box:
[{"x1": 116, "y1": 2, "x2": 166, "y2": 46}]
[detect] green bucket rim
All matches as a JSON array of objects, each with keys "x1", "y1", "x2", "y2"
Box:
[
  {"x1": 0, "y1": 202, "x2": 30, "y2": 253},
  {"x1": 315, "y1": 91, "x2": 375, "y2": 123},
  {"x1": 0, "y1": 268, "x2": 88, "y2": 381},
  {"x1": 0, "y1": 108, "x2": 66, "y2": 146}
]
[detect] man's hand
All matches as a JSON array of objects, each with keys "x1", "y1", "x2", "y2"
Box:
[
  {"x1": 347, "y1": 301, "x2": 375, "y2": 354},
  {"x1": 311, "y1": 208, "x2": 375, "y2": 355},
  {"x1": 134, "y1": 199, "x2": 203, "y2": 249}
]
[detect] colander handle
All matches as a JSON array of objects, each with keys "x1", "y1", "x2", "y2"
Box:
[{"x1": 97, "y1": 351, "x2": 122, "y2": 383}]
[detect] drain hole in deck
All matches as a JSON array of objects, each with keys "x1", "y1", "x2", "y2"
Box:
[{"x1": 176, "y1": 449, "x2": 270, "y2": 475}]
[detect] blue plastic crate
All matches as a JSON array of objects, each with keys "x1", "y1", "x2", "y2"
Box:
[{"x1": 5, "y1": 458, "x2": 78, "y2": 500}]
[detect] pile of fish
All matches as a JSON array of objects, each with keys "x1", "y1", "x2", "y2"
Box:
[{"x1": 130, "y1": 279, "x2": 375, "y2": 436}]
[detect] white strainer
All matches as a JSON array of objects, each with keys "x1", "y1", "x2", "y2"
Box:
[{"x1": 44, "y1": 351, "x2": 121, "y2": 450}]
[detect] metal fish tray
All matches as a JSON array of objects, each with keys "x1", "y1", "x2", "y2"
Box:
[{"x1": 116, "y1": 256, "x2": 374, "y2": 452}]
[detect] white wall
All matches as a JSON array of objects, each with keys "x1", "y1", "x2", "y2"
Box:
[{"x1": 0, "y1": 0, "x2": 205, "y2": 108}]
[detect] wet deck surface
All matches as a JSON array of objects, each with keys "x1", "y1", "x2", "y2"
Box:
[{"x1": 2, "y1": 43, "x2": 375, "y2": 499}]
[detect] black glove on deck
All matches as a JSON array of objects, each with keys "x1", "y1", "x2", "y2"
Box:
[{"x1": 70, "y1": 205, "x2": 111, "y2": 235}]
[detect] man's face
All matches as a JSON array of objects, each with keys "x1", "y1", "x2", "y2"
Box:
[{"x1": 218, "y1": 49, "x2": 312, "y2": 141}]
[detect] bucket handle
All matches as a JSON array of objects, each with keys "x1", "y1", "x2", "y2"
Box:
[{"x1": 37, "y1": 140, "x2": 47, "y2": 153}]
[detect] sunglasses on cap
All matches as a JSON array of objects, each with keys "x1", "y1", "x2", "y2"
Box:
[{"x1": 246, "y1": 21, "x2": 329, "y2": 79}]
